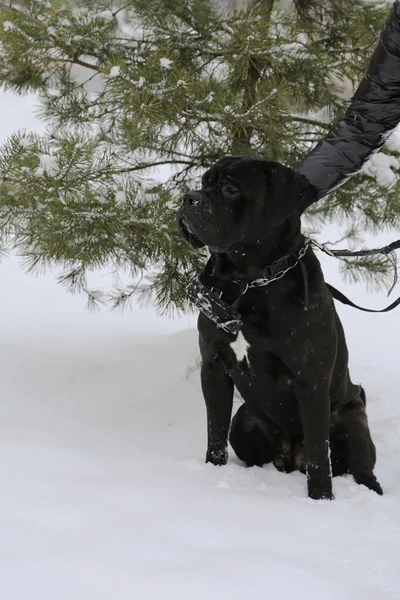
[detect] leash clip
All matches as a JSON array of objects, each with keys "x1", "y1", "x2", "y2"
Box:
[{"x1": 309, "y1": 238, "x2": 335, "y2": 257}]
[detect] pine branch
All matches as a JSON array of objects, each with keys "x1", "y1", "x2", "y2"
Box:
[
  {"x1": 0, "y1": 0, "x2": 395, "y2": 312},
  {"x1": 113, "y1": 159, "x2": 196, "y2": 174},
  {"x1": 63, "y1": 58, "x2": 100, "y2": 72},
  {"x1": 290, "y1": 116, "x2": 331, "y2": 129}
]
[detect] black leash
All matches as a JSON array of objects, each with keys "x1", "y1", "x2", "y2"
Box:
[
  {"x1": 326, "y1": 283, "x2": 400, "y2": 313},
  {"x1": 310, "y1": 238, "x2": 400, "y2": 258},
  {"x1": 187, "y1": 236, "x2": 400, "y2": 336},
  {"x1": 310, "y1": 237, "x2": 400, "y2": 313}
]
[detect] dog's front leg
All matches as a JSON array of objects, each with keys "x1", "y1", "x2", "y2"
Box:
[
  {"x1": 293, "y1": 382, "x2": 333, "y2": 500},
  {"x1": 201, "y1": 360, "x2": 234, "y2": 466}
]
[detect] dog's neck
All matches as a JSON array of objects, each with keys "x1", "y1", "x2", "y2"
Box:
[{"x1": 210, "y1": 217, "x2": 302, "y2": 282}]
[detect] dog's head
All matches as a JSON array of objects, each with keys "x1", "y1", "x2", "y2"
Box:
[{"x1": 177, "y1": 156, "x2": 316, "y2": 253}]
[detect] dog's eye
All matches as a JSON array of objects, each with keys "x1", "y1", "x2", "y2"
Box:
[{"x1": 223, "y1": 183, "x2": 239, "y2": 196}]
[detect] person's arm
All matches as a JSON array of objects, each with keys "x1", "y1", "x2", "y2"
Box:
[{"x1": 296, "y1": 0, "x2": 400, "y2": 206}]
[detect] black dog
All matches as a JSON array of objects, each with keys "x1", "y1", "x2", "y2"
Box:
[{"x1": 177, "y1": 156, "x2": 382, "y2": 500}]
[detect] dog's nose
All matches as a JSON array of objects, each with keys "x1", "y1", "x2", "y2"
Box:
[{"x1": 183, "y1": 191, "x2": 202, "y2": 207}]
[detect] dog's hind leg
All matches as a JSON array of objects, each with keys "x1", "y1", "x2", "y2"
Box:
[
  {"x1": 229, "y1": 403, "x2": 276, "y2": 467},
  {"x1": 337, "y1": 391, "x2": 383, "y2": 495}
]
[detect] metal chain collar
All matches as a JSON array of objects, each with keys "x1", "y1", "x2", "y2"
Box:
[
  {"x1": 247, "y1": 237, "x2": 311, "y2": 289},
  {"x1": 188, "y1": 237, "x2": 312, "y2": 334}
]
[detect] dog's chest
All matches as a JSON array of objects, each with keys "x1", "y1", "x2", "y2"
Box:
[
  {"x1": 218, "y1": 326, "x2": 276, "y2": 377},
  {"x1": 223, "y1": 330, "x2": 295, "y2": 416},
  {"x1": 229, "y1": 331, "x2": 251, "y2": 364},
  {"x1": 199, "y1": 310, "x2": 277, "y2": 367}
]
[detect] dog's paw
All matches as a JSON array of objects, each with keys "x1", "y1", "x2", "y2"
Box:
[
  {"x1": 355, "y1": 474, "x2": 383, "y2": 496},
  {"x1": 308, "y1": 489, "x2": 334, "y2": 501},
  {"x1": 273, "y1": 453, "x2": 294, "y2": 473},
  {"x1": 369, "y1": 481, "x2": 383, "y2": 496},
  {"x1": 206, "y1": 449, "x2": 228, "y2": 466}
]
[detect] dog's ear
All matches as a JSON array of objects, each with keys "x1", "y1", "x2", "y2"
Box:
[{"x1": 263, "y1": 162, "x2": 317, "y2": 225}]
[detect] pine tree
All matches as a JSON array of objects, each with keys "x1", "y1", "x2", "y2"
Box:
[{"x1": 0, "y1": 0, "x2": 398, "y2": 313}]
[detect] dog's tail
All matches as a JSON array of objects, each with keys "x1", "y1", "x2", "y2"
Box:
[{"x1": 360, "y1": 386, "x2": 367, "y2": 406}]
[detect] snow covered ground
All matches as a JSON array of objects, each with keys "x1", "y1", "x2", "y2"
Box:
[{"x1": 1, "y1": 91, "x2": 400, "y2": 599}]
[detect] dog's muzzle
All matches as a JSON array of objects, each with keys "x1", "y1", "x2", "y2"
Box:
[
  {"x1": 177, "y1": 214, "x2": 205, "y2": 249},
  {"x1": 177, "y1": 192, "x2": 206, "y2": 249}
]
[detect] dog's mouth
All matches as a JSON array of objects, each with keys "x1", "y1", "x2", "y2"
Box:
[{"x1": 178, "y1": 217, "x2": 205, "y2": 249}]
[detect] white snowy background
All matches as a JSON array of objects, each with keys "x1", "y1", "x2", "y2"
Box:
[{"x1": 1, "y1": 89, "x2": 400, "y2": 599}]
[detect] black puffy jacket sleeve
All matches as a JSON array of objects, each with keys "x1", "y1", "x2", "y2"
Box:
[{"x1": 296, "y1": 0, "x2": 400, "y2": 205}]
